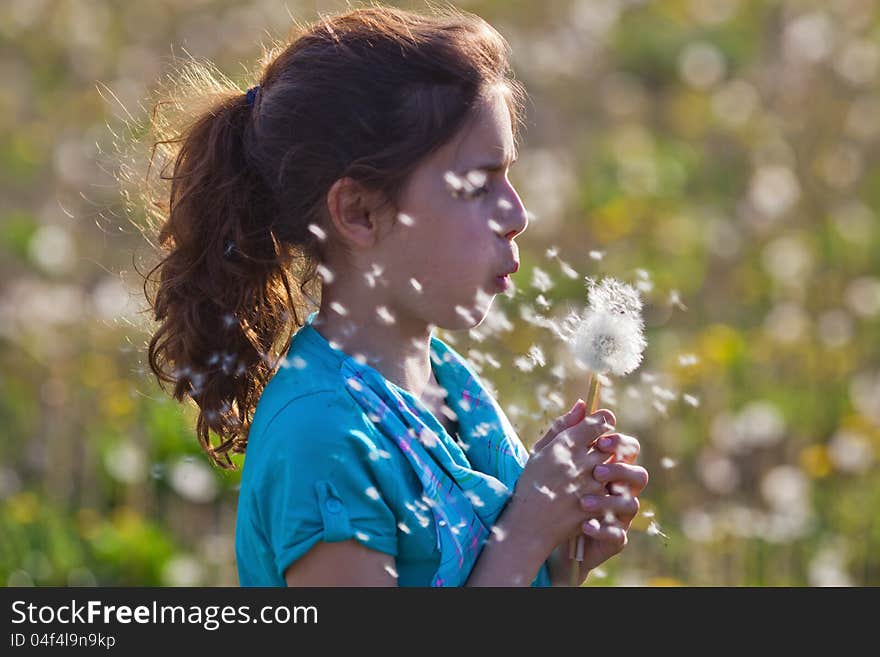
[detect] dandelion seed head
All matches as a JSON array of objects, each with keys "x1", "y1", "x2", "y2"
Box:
[
  {"x1": 571, "y1": 311, "x2": 646, "y2": 376},
  {"x1": 586, "y1": 277, "x2": 644, "y2": 319}
]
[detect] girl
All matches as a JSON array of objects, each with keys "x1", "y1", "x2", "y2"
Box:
[{"x1": 143, "y1": 3, "x2": 648, "y2": 587}]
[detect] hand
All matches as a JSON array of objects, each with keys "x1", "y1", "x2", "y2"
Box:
[
  {"x1": 507, "y1": 400, "x2": 618, "y2": 555},
  {"x1": 573, "y1": 431, "x2": 648, "y2": 580},
  {"x1": 535, "y1": 402, "x2": 648, "y2": 586}
]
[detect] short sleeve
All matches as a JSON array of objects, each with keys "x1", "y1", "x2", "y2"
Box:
[{"x1": 259, "y1": 391, "x2": 401, "y2": 580}]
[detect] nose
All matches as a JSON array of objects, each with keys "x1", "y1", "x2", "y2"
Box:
[{"x1": 497, "y1": 186, "x2": 529, "y2": 241}]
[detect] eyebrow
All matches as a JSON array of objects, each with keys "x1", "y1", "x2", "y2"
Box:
[{"x1": 467, "y1": 151, "x2": 519, "y2": 172}]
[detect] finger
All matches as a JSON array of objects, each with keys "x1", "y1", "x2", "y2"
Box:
[
  {"x1": 593, "y1": 463, "x2": 649, "y2": 496},
  {"x1": 595, "y1": 433, "x2": 640, "y2": 463},
  {"x1": 564, "y1": 408, "x2": 616, "y2": 448},
  {"x1": 580, "y1": 494, "x2": 640, "y2": 521},
  {"x1": 532, "y1": 399, "x2": 587, "y2": 453},
  {"x1": 582, "y1": 518, "x2": 628, "y2": 549}
]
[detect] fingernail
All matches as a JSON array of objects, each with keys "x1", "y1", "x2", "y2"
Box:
[
  {"x1": 594, "y1": 465, "x2": 609, "y2": 480},
  {"x1": 582, "y1": 519, "x2": 600, "y2": 536},
  {"x1": 582, "y1": 496, "x2": 598, "y2": 510},
  {"x1": 598, "y1": 436, "x2": 613, "y2": 449}
]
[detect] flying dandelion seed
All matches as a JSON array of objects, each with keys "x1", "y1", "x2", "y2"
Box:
[
  {"x1": 646, "y1": 520, "x2": 668, "y2": 539},
  {"x1": 384, "y1": 564, "x2": 398, "y2": 578},
  {"x1": 397, "y1": 522, "x2": 411, "y2": 535},
  {"x1": 355, "y1": 531, "x2": 370, "y2": 542},
  {"x1": 683, "y1": 394, "x2": 700, "y2": 407},
  {"x1": 329, "y1": 301, "x2": 348, "y2": 316},
  {"x1": 535, "y1": 484, "x2": 557, "y2": 500},
  {"x1": 546, "y1": 246, "x2": 559, "y2": 258},
  {"x1": 443, "y1": 170, "x2": 464, "y2": 196},
  {"x1": 307, "y1": 223, "x2": 327, "y2": 241},
  {"x1": 455, "y1": 305, "x2": 476, "y2": 324},
  {"x1": 660, "y1": 457, "x2": 677, "y2": 469},
  {"x1": 634, "y1": 269, "x2": 654, "y2": 294},
  {"x1": 397, "y1": 212, "x2": 415, "y2": 226},
  {"x1": 409, "y1": 277, "x2": 423, "y2": 292},
  {"x1": 464, "y1": 491, "x2": 485, "y2": 508},
  {"x1": 376, "y1": 306, "x2": 396, "y2": 324},
  {"x1": 513, "y1": 356, "x2": 535, "y2": 372},
  {"x1": 535, "y1": 294, "x2": 551, "y2": 309},
  {"x1": 527, "y1": 344, "x2": 546, "y2": 367},
  {"x1": 346, "y1": 377, "x2": 363, "y2": 392},
  {"x1": 316, "y1": 263, "x2": 335, "y2": 284},
  {"x1": 418, "y1": 427, "x2": 439, "y2": 448},
  {"x1": 490, "y1": 525, "x2": 507, "y2": 541},
  {"x1": 652, "y1": 385, "x2": 678, "y2": 401},
  {"x1": 558, "y1": 259, "x2": 579, "y2": 279},
  {"x1": 678, "y1": 353, "x2": 699, "y2": 366},
  {"x1": 589, "y1": 250, "x2": 605, "y2": 260},
  {"x1": 669, "y1": 289, "x2": 688, "y2": 310},
  {"x1": 364, "y1": 487, "x2": 380, "y2": 500},
  {"x1": 531, "y1": 267, "x2": 554, "y2": 292},
  {"x1": 487, "y1": 218, "x2": 503, "y2": 233}
]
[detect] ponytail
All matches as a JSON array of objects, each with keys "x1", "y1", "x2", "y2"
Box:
[{"x1": 144, "y1": 72, "x2": 319, "y2": 470}]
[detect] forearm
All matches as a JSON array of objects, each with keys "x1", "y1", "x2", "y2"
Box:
[{"x1": 465, "y1": 503, "x2": 549, "y2": 587}]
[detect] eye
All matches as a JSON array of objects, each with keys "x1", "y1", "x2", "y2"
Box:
[{"x1": 468, "y1": 184, "x2": 490, "y2": 198}]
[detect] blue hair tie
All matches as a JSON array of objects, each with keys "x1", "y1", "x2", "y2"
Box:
[{"x1": 245, "y1": 85, "x2": 260, "y2": 106}]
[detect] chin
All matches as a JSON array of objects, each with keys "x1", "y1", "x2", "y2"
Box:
[{"x1": 443, "y1": 287, "x2": 497, "y2": 331}]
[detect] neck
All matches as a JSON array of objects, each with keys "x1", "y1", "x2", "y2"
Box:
[{"x1": 311, "y1": 274, "x2": 439, "y2": 401}]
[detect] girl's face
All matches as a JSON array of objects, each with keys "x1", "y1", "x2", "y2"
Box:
[{"x1": 376, "y1": 86, "x2": 529, "y2": 331}]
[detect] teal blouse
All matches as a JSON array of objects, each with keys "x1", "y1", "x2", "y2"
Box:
[{"x1": 235, "y1": 311, "x2": 551, "y2": 586}]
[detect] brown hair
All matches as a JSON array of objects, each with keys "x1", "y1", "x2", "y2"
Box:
[{"x1": 138, "y1": 1, "x2": 527, "y2": 470}]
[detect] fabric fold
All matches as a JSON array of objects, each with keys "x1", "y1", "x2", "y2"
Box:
[{"x1": 338, "y1": 332, "x2": 551, "y2": 587}]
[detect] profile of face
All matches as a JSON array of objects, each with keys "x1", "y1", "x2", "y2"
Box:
[{"x1": 373, "y1": 85, "x2": 529, "y2": 331}]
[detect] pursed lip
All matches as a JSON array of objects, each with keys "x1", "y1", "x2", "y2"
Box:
[{"x1": 497, "y1": 260, "x2": 520, "y2": 277}]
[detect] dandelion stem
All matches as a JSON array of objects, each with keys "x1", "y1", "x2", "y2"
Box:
[{"x1": 570, "y1": 373, "x2": 603, "y2": 586}]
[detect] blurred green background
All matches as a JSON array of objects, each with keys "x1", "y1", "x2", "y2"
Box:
[{"x1": 1, "y1": 0, "x2": 878, "y2": 586}]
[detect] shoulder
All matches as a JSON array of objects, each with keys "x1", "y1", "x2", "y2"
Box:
[{"x1": 254, "y1": 387, "x2": 391, "y2": 472}]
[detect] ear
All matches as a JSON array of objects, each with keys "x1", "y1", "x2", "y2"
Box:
[{"x1": 325, "y1": 177, "x2": 388, "y2": 250}]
